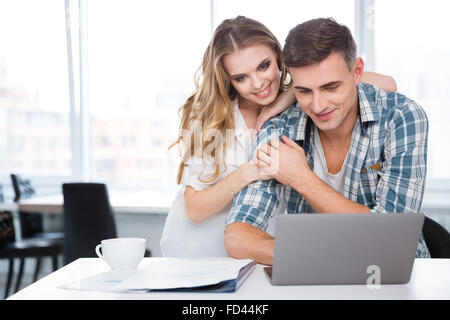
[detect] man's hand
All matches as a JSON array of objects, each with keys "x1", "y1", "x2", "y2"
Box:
[
  {"x1": 256, "y1": 136, "x2": 370, "y2": 214},
  {"x1": 255, "y1": 135, "x2": 312, "y2": 189}
]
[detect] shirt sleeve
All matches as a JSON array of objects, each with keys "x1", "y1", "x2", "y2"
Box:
[
  {"x1": 226, "y1": 179, "x2": 283, "y2": 231},
  {"x1": 226, "y1": 119, "x2": 286, "y2": 231},
  {"x1": 181, "y1": 156, "x2": 221, "y2": 191},
  {"x1": 371, "y1": 101, "x2": 428, "y2": 214}
]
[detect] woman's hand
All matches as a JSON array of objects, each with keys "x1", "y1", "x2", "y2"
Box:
[
  {"x1": 254, "y1": 87, "x2": 296, "y2": 133},
  {"x1": 242, "y1": 153, "x2": 273, "y2": 184},
  {"x1": 255, "y1": 136, "x2": 311, "y2": 189},
  {"x1": 254, "y1": 105, "x2": 280, "y2": 134}
]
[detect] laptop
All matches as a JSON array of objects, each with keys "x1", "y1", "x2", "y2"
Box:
[{"x1": 265, "y1": 213, "x2": 424, "y2": 285}]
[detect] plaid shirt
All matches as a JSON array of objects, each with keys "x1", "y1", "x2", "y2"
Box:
[{"x1": 226, "y1": 83, "x2": 430, "y2": 258}]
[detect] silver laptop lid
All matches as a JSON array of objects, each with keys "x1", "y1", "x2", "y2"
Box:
[{"x1": 271, "y1": 213, "x2": 424, "y2": 285}]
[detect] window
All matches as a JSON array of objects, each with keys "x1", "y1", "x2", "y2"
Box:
[
  {"x1": 0, "y1": 0, "x2": 71, "y2": 181},
  {"x1": 87, "y1": 0, "x2": 211, "y2": 191},
  {"x1": 213, "y1": 0, "x2": 355, "y2": 46},
  {"x1": 1, "y1": 0, "x2": 449, "y2": 201},
  {"x1": 374, "y1": 0, "x2": 450, "y2": 185}
]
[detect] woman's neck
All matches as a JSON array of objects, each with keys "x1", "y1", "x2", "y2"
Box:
[
  {"x1": 237, "y1": 97, "x2": 261, "y2": 131},
  {"x1": 238, "y1": 96, "x2": 259, "y2": 111}
]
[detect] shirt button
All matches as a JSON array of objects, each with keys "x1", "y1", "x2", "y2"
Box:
[{"x1": 361, "y1": 168, "x2": 367, "y2": 174}]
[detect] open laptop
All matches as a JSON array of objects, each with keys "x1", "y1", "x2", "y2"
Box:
[{"x1": 265, "y1": 213, "x2": 424, "y2": 285}]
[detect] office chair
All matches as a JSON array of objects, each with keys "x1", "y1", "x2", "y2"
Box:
[
  {"x1": 10, "y1": 174, "x2": 65, "y2": 241},
  {"x1": 423, "y1": 216, "x2": 450, "y2": 258},
  {"x1": 8, "y1": 174, "x2": 64, "y2": 293},
  {"x1": 62, "y1": 183, "x2": 150, "y2": 265},
  {"x1": 1, "y1": 209, "x2": 61, "y2": 299}
]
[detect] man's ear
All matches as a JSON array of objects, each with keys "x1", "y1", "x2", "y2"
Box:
[{"x1": 352, "y1": 57, "x2": 364, "y2": 85}]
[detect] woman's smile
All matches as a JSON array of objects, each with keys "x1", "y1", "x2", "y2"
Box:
[{"x1": 254, "y1": 83, "x2": 272, "y2": 98}]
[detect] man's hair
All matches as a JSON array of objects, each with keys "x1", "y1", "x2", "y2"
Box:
[{"x1": 282, "y1": 18, "x2": 357, "y2": 70}]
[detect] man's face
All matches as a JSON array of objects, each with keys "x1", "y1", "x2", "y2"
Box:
[{"x1": 289, "y1": 52, "x2": 363, "y2": 134}]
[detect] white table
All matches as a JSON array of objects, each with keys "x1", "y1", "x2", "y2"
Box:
[{"x1": 7, "y1": 258, "x2": 450, "y2": 300}]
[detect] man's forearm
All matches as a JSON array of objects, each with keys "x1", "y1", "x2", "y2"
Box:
[
  {"x1": 293, "y1": 171, "x2": 370, "y2": 214},
  {"x1": 224, "y1": 222, "x2": 274, "y2": 265}
]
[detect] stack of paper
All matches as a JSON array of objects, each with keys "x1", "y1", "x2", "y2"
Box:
[{"x1": 60, "y1": 257, "x2": 256, "y2": 293}]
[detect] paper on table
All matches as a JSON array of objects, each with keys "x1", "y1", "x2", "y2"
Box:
[
  {"x1": 59, "y1": 257, "x2": 255, "y2": 293},
  {"x1": 115, "y1": 257, "x2": 254, "y2": 290},
  {"x1": 59, "y1": 270, "x2": 147, "y2": 293}
]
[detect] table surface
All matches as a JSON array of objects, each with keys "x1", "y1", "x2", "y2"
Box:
[
  {"x1": 0, "y1": 190, "x2": 174, "y2": 215},
  {"x1": 7, "y1": 258, "x2": 450, "y2": 300}
]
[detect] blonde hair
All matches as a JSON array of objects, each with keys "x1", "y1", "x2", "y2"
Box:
[{"x1": 171, "y1": 16, "x2": 291, "y2": 184}]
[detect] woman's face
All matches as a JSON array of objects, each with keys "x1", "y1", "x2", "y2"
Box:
[{"x1": 223, "y1": 43, "x2": 281, "y2": 107}]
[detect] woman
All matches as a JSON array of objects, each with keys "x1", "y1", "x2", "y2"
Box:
[{"x1": 160, "y1": 16, "x2": 396, "y2": 257}]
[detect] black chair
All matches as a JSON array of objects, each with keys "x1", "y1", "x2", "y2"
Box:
[
  {"x1": 7, "y1": 174, "x2": 64, "y2": 294},
  {"x1": 1, "y1": 208, "x2": 61, "y2": 299},
  {"x1": 11, "y1": 174, "x2": 65, "y2": 241},
  {"x1": 62, "y1": 183, "x2": 150, "y2": 265},
  {"x1": 423, "y1": 216, "x2": 450, "y2": 258}
]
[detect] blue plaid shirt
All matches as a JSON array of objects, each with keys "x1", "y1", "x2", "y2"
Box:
[{"x1": 226, "y1": 83, "x2": 430, "y2": 258}]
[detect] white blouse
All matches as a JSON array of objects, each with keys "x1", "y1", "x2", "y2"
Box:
[{"x1": 160, "y1": 102, "x2": 285, "y2": 257}]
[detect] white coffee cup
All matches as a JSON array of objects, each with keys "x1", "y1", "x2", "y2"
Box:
[{"x1": 95, "y1": 238, "x2": 146, "y2": 271}]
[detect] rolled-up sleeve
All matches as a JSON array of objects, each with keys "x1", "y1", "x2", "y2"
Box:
[
  {"x1": 371, "y1": 102, "x2": 428, "y2": 214},
  {"x1": 226, "y1": 179, "x2": 282, "y2": 231},
  {"x1": 181, "y1": 157, "x2": 219, "y2": 191}
]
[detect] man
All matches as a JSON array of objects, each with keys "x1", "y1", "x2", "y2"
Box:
[{"x1": 224, "y1": 18, "x2": 430, "y2": 265}]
